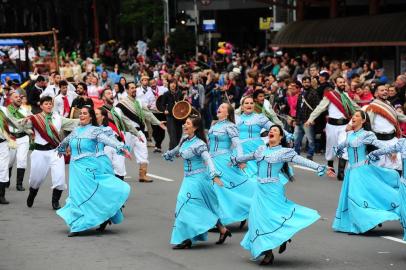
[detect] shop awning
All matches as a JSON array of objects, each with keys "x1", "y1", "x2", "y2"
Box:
[{"x1": 271, "y1": 12, "x2": 406, "y2": 48}]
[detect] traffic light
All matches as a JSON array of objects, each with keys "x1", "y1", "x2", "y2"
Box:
[{"x1": 176, "y1": 10, "x2": 192, "y2": 25}]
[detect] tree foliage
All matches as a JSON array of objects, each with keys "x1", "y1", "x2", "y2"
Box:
[
  {"x1": 120, "y1": 0, "x2": 164, "y2": 46},
  {"x1": 169, "y1": 26, "x2": 196, "y2": 57}
]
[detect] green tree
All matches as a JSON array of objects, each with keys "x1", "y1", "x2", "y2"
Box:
[
  {"x1": 120, "y1": 0, "x2": 163, "y2": 47},
  {"x1": 169, "y1": 26, "x2": 196, "y2": 58}
]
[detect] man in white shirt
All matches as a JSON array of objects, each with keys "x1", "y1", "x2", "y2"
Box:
[
  {"x1": 136, "y1": 75, "x2": 155, "y2": 146},
  {"x1": 366, "y1": 84, "x2": 406, "y2": 171},
  {"x1": 24, "y1": 96, "x2": 78, "y2": 210},
  {"x1": 53, "y1": 80, "x2": 77, "y2": 117},
  {"x1": 41, "y1": 72, "x2": 61, "y2": 98},
  {"x1": 149, "y1": 79, "x2": 168, "y2": 152},
  {"x1": 6, "y1": 91, "x2": 32, "y2": 191},
  {"x1": 305, "y1": 76, "x2": 360, "y2": 180}
]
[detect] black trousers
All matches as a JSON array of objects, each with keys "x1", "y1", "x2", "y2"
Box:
[
  {"x1": 166, "y1": 116, "x2": 183, "y2": 150},
  {"x1": 152, "y1": 112, "x2": 166, "y2": 149}
]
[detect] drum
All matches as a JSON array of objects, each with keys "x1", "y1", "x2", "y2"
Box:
[
  {"x1": 172, "y1": 101, "x2": 191, "y2": 120},
  {"x1": 155, "y1": 95, "x2": 166, "y2": 113},
  {"x1": 172, "y1": 101, "x2": 201, "y2": 120},
  {"x1": 69, "y1": 107, "x2": 80, "y2": 119}
]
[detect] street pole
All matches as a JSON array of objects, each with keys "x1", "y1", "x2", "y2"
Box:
[
  {"x1": 194, "y1": 0, "x2": 199, "y2": 60},
  {"x1": 208, "y1": 31, "x2": 212, "y2": 56},
  {"x1": 163, "y1": 0, "x2": 170, "y2": 62},
  {"x1": 52, "y1": 28, "x2": 59, "y2": 72},
  {"x1": 92, "y1": 0, "x2": 100, "y2": 55}
]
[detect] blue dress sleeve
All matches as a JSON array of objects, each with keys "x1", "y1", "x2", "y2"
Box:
[
  {"x1": 57, "y1": 129, "x2": 76, "y2": 154},
  {"x1": 362, "y1": 131, "x2": 386, "y2": 149},
  {"x1": 162, "y1": 136, "x2": 187, "y2": 161},
  {"x1": 226, "y1": 123, "x2": 244, "y2": 157},
  {"x1": 257, "y1": 114, "x2": 273, "y2": 130},
  {"x1": 282, "y1": 148, "x2": 326, "y2": 176},
  {"x1": 163, "y1": 145, "x2": 180, "y2": 161},
  {"x1": 230, "y1": 145, "x2": 265, "y2": 166},
  {"x1": 93, "y1": 126, "x2": 126, "y2": 154},
  {"x1": 334, "y1": 133, "x2": 349, "y2": 158},
  {"x1": 194, "y1": 142, "x2": 222, "y2": 179},
  {"x1": 368, "y1": 138, "x2": 404, "y2": 161}
]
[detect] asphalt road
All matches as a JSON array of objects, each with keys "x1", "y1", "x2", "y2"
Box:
[{"x1": 1, "y1": 145, "x2": 405, "y2": 270}]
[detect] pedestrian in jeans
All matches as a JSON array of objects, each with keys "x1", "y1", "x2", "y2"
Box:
[{"x1": 294, "y1": 77, "x2": 320, "y2": 160}]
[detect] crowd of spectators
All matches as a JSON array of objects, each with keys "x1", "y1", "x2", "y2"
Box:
[{"x1": 2, "y1": 39, "x2": 406, "y2": 154}]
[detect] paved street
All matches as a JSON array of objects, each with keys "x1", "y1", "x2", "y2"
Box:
[{"x1": 1, "y1": 146, "x2": 405, "y2": 270}]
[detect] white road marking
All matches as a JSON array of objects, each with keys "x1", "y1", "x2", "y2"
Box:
[
  {"x1": 147, "y1": 173, "x2": 175, "y2": 182},
  {"x1": 124, "y1": 176, "x2": 131, "y2": 179},
  {"x1": 293, "y1": 165, "x2": 316, "y2": 172},
  {"x1": 294, "y1": 165, "x2": 406, "y2": 246},
  {"x1": 381, "y1": 236, "x2": 406, "y2": 245}
]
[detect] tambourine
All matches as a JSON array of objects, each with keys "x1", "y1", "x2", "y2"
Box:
[
  {"x1": 155, "y1": 95, "x2": 166, "y2": 113},
  {"x1": 172, "y1": 101, "x2": 201, "y2": 120},
  {"x1": 69, "y1": 107, "x2": 80, "y2": 119}
]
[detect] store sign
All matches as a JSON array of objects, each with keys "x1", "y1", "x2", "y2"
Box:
[
  {"x1": 259, "y1": 17, "x2": 273, "y2": 30},
  {"x1": 203, "y1": 19, "x2": 216, "y2": 32}
]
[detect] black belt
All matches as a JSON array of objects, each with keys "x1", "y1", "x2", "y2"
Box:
[
  {"x1": 11, "y1": 133, "x2": 27, "y2": 139},
  {"x1": 375, "y1": 132, "x2": 396, "y2": 141},
  {"x1": 33, "y1": 143, "x2": 56, "y2": 151},
  {"x1": 0, "y1": 138, "x2": 6, "y2": 143},
  {"x1": 328, "y1": 118, "x2": 349, "y2": 126}
]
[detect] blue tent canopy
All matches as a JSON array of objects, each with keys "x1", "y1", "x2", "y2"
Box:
[{"x1": 0, "y1": 39, "x2": 24, "y2": 47}]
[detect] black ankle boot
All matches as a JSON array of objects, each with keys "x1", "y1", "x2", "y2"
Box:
[
  {"x1": 16, "y1": 168, "x2": 26, "y2": 191},
  {"x1": 239, "y1": 220, "x2": 247, "y2": 229},
  {"x1": 278, "y1": 239, "x2": 292, "y2": 254},
  {"x1": 173, "y1": 239, "x2": 192, "y2": 249},
  {"x1": 115, "y1": 174, "x2": 125, "y2": 181},
  {"x1": 337, "y1": 158, "x2": 347, "y2": 181},
  {"x1": 0, "y1": 182, "x2": 9, "y2": 204},
  {"x1": 5, "y1": 167, "x2": 11, "y2": 189},
  {"x1": 52, "y1": 189, "x2": 63, "y2": 210},
  {"x1": 216, "y1": 230, "x2": 232, "y2": 244},
  {"x1": 327, "y1": 160, "x2": 334, "y2": 169},
  {"x1": 27, "y1": 187, "x2": 39, "y2": 207},
  {"x1": 96, "y1": 220, "x2": 112, "y2": 232},
  {"x1": 260, "y1": 250, "x2": 274, "y2": 265}
]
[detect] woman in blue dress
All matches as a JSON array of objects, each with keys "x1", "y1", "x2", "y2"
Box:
[
  {"x1": 368, "y1": 138, "x2": 406, "y2": 240},
  {"x1": 231, "y1": 124, "x2": 334, "y2": 265},
  {"x1": 57, "y1": 106, "x2": 132, "y2": 237},
  {"x1": 333, "y1": 110, "x2": 400, "y2": 235},
  {"x1": 208, "y1": 103, "x2": 256, "y2": 227},
  {"x1": 237, "y1": 96, "x2": 291, "y2": 178},
  {"x1": 163, "y1": 116, "x2": 231, "y2": 249}
]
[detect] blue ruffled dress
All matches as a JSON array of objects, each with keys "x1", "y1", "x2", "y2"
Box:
[
  {"x1": 56, "y1": 125, "x2": 130, "y2": 233},
  {"x1": 94, "y1": 128, "x2": 126, "y2": 224},
  {"x1": 231, "y1": 145, "x2": 326, "y2": 260},
  {"x1": 208, "y1": 120, "x2": 256, "y2": 225},
  {"x1": 333, "y1": 129, "x2": 400, "y2": 234},
  {"x1": 237, "y1": 113, "x2": 272, "y2": 178},
  {"x1": 163, "y1": 136, "x2": 223, "y2": 245},
  {"x1": 369, "y1": 138, "x2": 406, "y2": 240}
]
